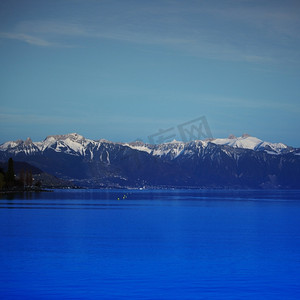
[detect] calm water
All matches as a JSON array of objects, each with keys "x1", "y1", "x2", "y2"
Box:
[{"x1": 0, "y1": 189, "x2": 300, "y2": 299}]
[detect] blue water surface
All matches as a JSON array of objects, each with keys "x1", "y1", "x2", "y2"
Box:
[{"x1": 0, "y1": 189, "x2": 300, "y2": 299}]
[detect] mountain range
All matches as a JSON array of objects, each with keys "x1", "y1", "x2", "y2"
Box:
[{"x1": 0, "y1": 133, "x2": 299, "y2": 189}]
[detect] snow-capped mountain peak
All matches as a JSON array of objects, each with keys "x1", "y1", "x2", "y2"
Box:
[
  {"x1": 38, "y1": 133, "x2": 94, "y2": 155},
  {"x1": 211, "y1": 135, "x2": 263, "y2": 149},
  {"x1": 210, "y1": 134, "x2": 289, "y2": 154},
  {"x1": 0, "y1": 140, "x2": 22, "y2": 151},
  {"x1": 0, "y1": 133, "x2": 295, "y2": 159},
  {"x1": 1, "y1": 133, "x2": 299, "y2": 189},
  {"x1": 167, "y1": 139, "x2": 181, "y2": 144},
  {"x1": 24, "y1": 137, "x2": 33, "y2": 146},
  {"x1": 44, "y1": 133, "x2": 86, "y2": 143}
]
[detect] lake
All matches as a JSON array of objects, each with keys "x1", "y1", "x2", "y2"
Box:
[{"x1": 0, "y1": 189, "x2": 300, "y2": 299}]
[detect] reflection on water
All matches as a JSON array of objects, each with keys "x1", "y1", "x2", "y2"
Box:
[
  {"x1": 0, "y1": 190, "x2": 38, "y2": 201},
  {"x1": 2, "y1": 188, "x2": 300, "y2": 201},
  {"x1": 0, "y1": 189, "x2": 300, "y2": 299}
]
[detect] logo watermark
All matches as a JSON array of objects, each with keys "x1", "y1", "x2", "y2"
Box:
[{"x1": 137, "y1": 116, "x2": 213, "y2": 144}]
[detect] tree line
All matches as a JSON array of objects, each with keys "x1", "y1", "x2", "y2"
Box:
[{"x1": 0, "y1": 158, "x2": 41, "y2": 190}]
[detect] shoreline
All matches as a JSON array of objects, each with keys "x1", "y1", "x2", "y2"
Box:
[{"x1": 0, "y1": 188, "x2": 53, "y2": 194}]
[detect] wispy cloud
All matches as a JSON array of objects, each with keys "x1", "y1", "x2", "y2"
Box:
[
  {"x1": 0, "y1": 31, "x2": 77, "y2": 48},
  {"x1": 0, "y1": 1, "x2": 299, "y2": 64},
  {"x1": 0, "y1": 32, "x2": 56, "y2": 47},
  {"x1": 0, "y1": 20, "x2": 274, "y2": 63}
]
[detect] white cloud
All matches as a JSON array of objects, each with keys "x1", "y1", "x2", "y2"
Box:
[
  {"x1": 0, "y1": 32, "x2": 55, "y2": 47},
  {"x1": 0, "y1": 1, "x2": 299, "y2": 64}
]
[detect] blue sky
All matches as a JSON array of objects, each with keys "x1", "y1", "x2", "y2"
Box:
[{"x1": 0, "y1": 0, "x2": 299, "y2": 146}]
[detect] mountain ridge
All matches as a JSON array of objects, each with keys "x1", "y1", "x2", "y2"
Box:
[
  {"x1": 0, "y1": 133, "x2": 299, "y2": 189},
  {"x1": 0, "y1": 133, "x2": 297, "y2": 157}
]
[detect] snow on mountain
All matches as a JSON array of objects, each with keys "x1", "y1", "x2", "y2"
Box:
[
  {"x1": 126, "y1": 134, "x2": 291, "y2": 158},
  {"x1": 125, "y1": 141, "x2": 152, "y2": 154},
  {"x1": 151, "y1": 141, "x2": 185, "y2": 158},
  {"x1": 40, "y1": 133, "x2": 97, "y2": 155},
  {"x1": 0, "y1": 140, "x2": 22, "y2": 151},
  {"x1": 1, "y1": 133, "x2": 299, "y2": 189},
  {"x1": 0, "y1": 133, "x2": 94, "y2": 157},
  {"x1": 0, "y1": 137, "x2": 40, "y2": 155},
  {"x1": 126, "y1": 139, "x2": 186, "y2": 158},
  {"x1": 0, "y1": 133, "x2": 295, "y2": 159},
  {"x1": 210, "y1": 134, "x2": 289, "y2": 154}
]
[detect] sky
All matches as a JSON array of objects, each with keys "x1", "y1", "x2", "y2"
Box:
[{"x1": 0, "y1": 0, "x2": 299, "y2": 146}]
